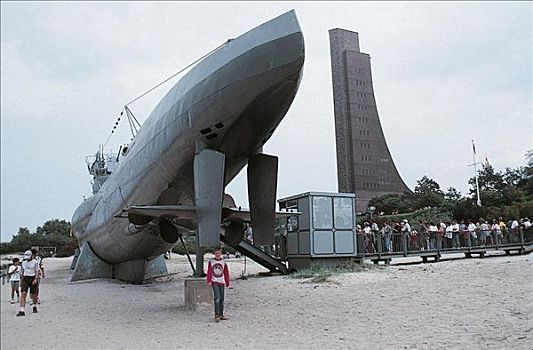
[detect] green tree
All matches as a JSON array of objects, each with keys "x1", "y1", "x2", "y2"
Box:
[
  {"x1": 35, "y1": 219, "x2": 71, "y2": 236},
  {"x1": 469, "y1": 164, "x2": 527, "y2": 206},
  {"x1": 368, "y1": 192, "x2": 415, "y2": 214},
  {"x1": 442, "y1": 186, "x2": 462, "y2": 212},
  {"x1": 507, "y1": 166, "x2": 532, "y2": 201},
  {"x1": 36, "y1": 220, "x2": 75, "y2": 257},
  {"x1": 470, "y1": 163, "x2": 504, "y2": 192},
  {"x1": 444, "y1": 187, "x2": 462, "y2": 201},
  {"x1": 2, "y1": 220, "x2": 77, "y2": 256},
  {"x1": 413, "y1": 176, "x2": 445, "y2": 209},
  {"x1": 503, "y1": 167, "x2": 524, "y2": 186},
  {"x1": 452, "y1": 198, "x2": 488, "y2": 222},
  {"x1": 10, "y1": 227, "x2": 35, "y2": 250},
  {"x1": 414, "y1": 176, "x2": 443, "y2": 194},
  {"x1": 14, "y1": 227, "x2": 31, "y2": 237}
]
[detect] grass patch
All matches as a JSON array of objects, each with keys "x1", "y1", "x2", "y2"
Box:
[
  {"x1": 289, "y1": 265, "x2": 334, "y2": 282},
  {"x1": 335, "y1": 261, "x2": 384, "y2": 273},
  {"x1": 288, "y1": 261, "x2": 383, "y2": 283}
]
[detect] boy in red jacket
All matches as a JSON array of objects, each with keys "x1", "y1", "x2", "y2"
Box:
[{"x1": 207, "y1": 247, "x2": 230, "y2": 322}]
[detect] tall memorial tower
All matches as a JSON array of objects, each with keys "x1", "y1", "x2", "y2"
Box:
[{"x1": 329, "y1": 28, "x2": 411, "y2": 213}]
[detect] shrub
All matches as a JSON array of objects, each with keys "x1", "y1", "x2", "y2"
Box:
[{"x1": 358, "y1": 208, "x2": 453, "y2": 226}]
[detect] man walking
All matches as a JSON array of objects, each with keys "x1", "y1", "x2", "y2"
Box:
[
  {"x1": 17, "y1": 250, "x2": 41, "y2": 316},
  {"x1": 207, "y1": 247, "x2": 230, "y2": 323},
  {"x1": 31, "y1": 249, "x2": 45, "y2": 305}
]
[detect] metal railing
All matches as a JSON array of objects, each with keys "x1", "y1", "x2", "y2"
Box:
[{"x1": 356, "y1": 227, "x2": 532, "y2": 257}]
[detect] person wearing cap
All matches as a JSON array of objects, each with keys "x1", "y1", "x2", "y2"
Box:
[
  {"x1": 523, "y1": 217, "x2": 531, "y2": 230},
  {"x1": 17, "y1": 250, "x2": 41, "y2": 316},
  {"x1": 401, "y1": 220, "x2": 411, "y2": 249}
]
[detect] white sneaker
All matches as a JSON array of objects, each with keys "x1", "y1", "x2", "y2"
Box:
[{"x1": 10, "y1": 300, "x2": 14, "y2": 304}]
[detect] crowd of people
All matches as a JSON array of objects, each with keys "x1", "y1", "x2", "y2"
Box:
[
  {"x1": 358, "y1": 217, "x2": 531, "y2": 254},
  {"x1": 5, "y1": 248, "x2": 45, "y2": 316}
]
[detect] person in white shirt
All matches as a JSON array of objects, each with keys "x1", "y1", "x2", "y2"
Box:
[
  {"x1": 206, "y1": 247, "x2": 230, "y2": 322},
  {"x1": 445, "y1": 223, "x2": 453, "y2": 249},
  {"x1": 363, "y1": 222, "x2": 371, "y2": 235},
  {"x1": 467, "y1": 221, "x2": 477, "y2": 246},
  {"x1": 451, "y1": 221, "x2": 460, "y2": 248},
  {"x1": 508, "y1": 219, "x2": 521, "y2": 243},
  {"x1": 491, "y1": 219, "x2": 502, "y2": 245},
  {"x1": 480, "y1": 220, "x2": 490, "y2": 246},
  {"x1": 17, "y1": 250, "x2": 41, "y2": 316},
  {"x1": 401, "y1": 220, "x2": 412, "y2": 250},
  {"x1": 370, "y1": 221, "x2": 380, "y2": 251},
  {"x1": 428, "y1": 223, "x2": 438, "y2": 250},
  {"x1": 401, "y1": 220, "x2": 411, "y2": 235},
  {"x1": 31, "y1": 249, "x2": 45, "y2": 305},
  {"x1": 523, "y1": 218, "x2": 531, "y2": 229},
  {"x1": 362, "y1": 222, "x2": 374, "y2": 253},
  {"x1": 7, "y1": 258, "x2": 21, "y2": 304}
]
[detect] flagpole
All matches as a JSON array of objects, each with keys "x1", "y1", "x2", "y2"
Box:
[{"x1": 472, "y1": 140, "x2": 482, "y2": 207}]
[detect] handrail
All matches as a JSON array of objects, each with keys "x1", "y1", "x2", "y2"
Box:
[{"x1": 356, "y1": 227, "x2": 531, "y2": 257}]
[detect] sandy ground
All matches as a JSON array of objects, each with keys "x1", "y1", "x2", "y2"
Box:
[{"x1": 1, "y1": 252, "x2": 531, "y2": 350}]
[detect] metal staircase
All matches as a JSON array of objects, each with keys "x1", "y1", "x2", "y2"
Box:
[{"x1": 220, "y1": 233, "x2": 288, "y2": 274}]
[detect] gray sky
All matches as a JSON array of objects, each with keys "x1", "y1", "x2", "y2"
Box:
[{"x1": 1, "y1": 2, "x2": 531, "y2": 242}]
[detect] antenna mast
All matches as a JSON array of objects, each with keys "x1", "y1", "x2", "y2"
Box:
[{"x1": 468, "y1": 140, "x2": 482, "y2": 207}]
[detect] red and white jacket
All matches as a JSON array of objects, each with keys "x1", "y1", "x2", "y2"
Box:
[{"x1": 207, "y1": 258, "x2": 230, "y2": 287}]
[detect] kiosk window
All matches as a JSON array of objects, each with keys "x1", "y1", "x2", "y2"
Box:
[
  {"x1": 312, "y1": 196, "x2": 332, "y2": 229},
  {"x1": 334, "y1": 197, "x2": 354, "y2": 229}
]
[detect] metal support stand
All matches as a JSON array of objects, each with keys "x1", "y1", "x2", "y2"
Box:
[
  {"x1": 195, "y1": 234, "x2": 204, "y2": 277},
  {"x1": 247, "y1": 153, "x2": 278, "y2": 246},
  {"x1": 180, "y1": 235, "x2": 196, "y2": 276}
]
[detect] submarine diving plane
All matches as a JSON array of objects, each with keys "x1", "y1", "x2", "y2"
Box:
[{"x1": 71, "y1": 11, "x2": 305, "y2": 282}]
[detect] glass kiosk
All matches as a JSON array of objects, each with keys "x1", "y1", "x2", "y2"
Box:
[{"x1": 277, "y1": 192, "x2": 357, "y2": 270}]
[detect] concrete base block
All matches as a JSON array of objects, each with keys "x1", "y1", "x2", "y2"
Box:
[
  {"x1": 71, "y1": 243, "x2": 112, "y2": 282},
  {"x1": 114, "y1": 255, "x2": 169, "y2": 284},
  {"x1": 145, "y1": 255, "x2": 168, "y2": 279},
  {"x1": 72, "y1": 246, "x2": 168, "y2": 284},
  {"x1": 114, "y1": 259, "x2": 146, "y2": 284},
  {"x1": 184, "y1": 278, "x2": 213, "y2": 310},
  {"x1": 70, "y1": 249, "x2": 80, "y2": 270}
]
